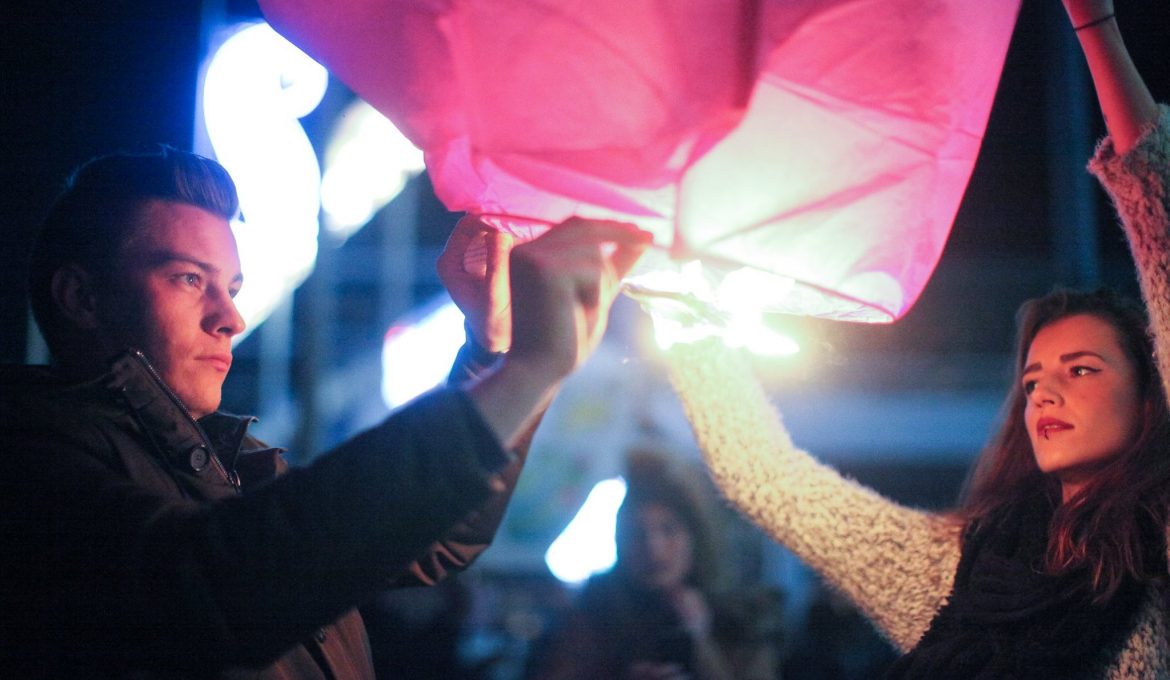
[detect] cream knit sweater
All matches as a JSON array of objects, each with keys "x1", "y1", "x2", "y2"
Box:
[{"x1": 667, "y1": 106, "x2": 1170, "y2": 678}]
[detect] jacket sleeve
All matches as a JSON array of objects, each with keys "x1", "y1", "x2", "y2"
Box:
[
  {"x1": 666, "y1": 340, "x2": 962, "y2": 652},
  {"x1": 382, "y1": 335, "x2": 542, "y2": 588},
  {"x1": 1087, "y1": 103, "x2": 1170, "y2": 577},
  {"x1": 1, "y1": 387, "x2": 510, "y2": 670},
  {"x1": 446, "y1": 325, "x2": 506, "y2": 387}
]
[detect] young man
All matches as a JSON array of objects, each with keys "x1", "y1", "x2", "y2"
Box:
[{"x1": 0, "y1": 147, "x2": 649, "y2": 678}]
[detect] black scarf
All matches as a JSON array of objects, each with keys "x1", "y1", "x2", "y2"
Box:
[{"x1": 885, "y1": 492, "x2": 1146, "y2": 679}]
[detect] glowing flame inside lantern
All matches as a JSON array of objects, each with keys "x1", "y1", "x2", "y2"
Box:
[{"x1": 627, "y1": 259, "x2": 799, "y2": 355}]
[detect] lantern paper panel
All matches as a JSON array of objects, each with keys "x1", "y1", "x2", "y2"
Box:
[{"x1": 259, "y1": 0, "x2": 1020, "y2": 322}]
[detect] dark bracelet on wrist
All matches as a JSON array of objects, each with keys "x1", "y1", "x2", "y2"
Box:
[
  {"x1": 1073, "y1": 13, "x2": 1115, "y2": 32},
  {"x1": 464, "y1": 321, "x2": 507, "y2": 362}
]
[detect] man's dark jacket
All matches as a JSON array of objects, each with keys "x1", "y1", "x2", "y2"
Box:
[{"x1": 0, "y1": 347, "x2": 520, "y2": 678}]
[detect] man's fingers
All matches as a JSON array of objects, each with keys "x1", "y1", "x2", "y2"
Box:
[
  {"x1": 557, "y1": 218, "x2": 653, "y2": 281},
  {"x1": 608, "y1": 237, "x2": 651, "y2": 280},
  {"x1": 438, "y1": 214, "x2": 492, "y2": 277},
  {"x1": 484, "y1": 229, "x2": 514, "y2": 279},
  {"x1": 551, "y1": 217, "x2": 653, "y2": 246},
  {"x1": 512, "y1": 218, "x2": 652, "y2": 309}
]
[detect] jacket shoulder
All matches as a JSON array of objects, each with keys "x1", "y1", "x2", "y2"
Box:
[{"x1": 0, "y1": 363, "x2": 139, "y2": 464}]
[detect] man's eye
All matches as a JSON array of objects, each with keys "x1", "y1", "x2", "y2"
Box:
[
  {"x1": 179, "y1": 273, "x2": 202, "y2": 287},
  {"x1": 1071, "y1": 366, "x2": 1098, "y2": 377}
]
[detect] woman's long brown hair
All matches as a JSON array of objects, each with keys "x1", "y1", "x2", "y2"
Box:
[{"x1": 960, "y1": 288, "x2": 1170, "y2": 603}]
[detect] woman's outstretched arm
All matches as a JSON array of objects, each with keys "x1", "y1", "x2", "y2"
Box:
[
  {"x1": 1070, "y1": 1, "x2": 1170, "y2": 582},
  {"x1": 1063, "y1": 0, "x2": 1159, "y2": 155},
  {"x1": 1073, "y1": 0, "x2": 1170, "y2": 401},
  {"x1": 665, "y1": 339, "x2": 963, "y2": 652}
]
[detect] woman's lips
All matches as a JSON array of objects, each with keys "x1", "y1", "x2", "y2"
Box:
[{"x1": 1036, "y1": 417, "x2": 1073, "y2": 440}]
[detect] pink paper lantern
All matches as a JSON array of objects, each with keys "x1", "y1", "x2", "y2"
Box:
[{"x1": 260, "y1": 0, "x2": 1020, "y2": 322}]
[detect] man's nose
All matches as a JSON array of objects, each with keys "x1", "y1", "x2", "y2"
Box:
[{"x1": 207, "y1": 291, "x2": 246, "y2": 337}]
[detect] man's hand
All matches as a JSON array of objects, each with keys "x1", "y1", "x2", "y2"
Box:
[
  {"x1": 463, "y1": 217, "x2": 651, "y2": 449},
  {"x1": 506, "y1": 217, "x2": 652, "y2": 384},
  {"x1": 437, "y1": 215, "x2": 514, "y2": 353}
]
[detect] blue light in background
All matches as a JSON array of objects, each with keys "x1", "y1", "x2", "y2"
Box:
[{"x1": 544, "y1": 477, "x2": 627, "y2": 585}]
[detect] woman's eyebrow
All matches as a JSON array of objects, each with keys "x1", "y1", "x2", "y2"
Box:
[{"x1": 1022, "y1": 350, "x2": 1106, "y2": 375}]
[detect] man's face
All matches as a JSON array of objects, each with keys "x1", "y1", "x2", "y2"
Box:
[{"x1": 98, "y1": 199, "x2": 245, "y2": 419}]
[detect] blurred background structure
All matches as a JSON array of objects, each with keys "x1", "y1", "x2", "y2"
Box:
[{"x1": 4, "y1": 1, "x2": 1169, "y2": 677}]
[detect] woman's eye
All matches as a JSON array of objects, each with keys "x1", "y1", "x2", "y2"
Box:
[
  {"x1": 1023, "y1": 380, "x2": 1036, "y2": 394},
  {"x1": 1071, "y1": 366, "x2": 1098, "y2": 377}
]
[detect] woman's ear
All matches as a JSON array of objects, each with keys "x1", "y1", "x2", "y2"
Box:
[{"x1": 50, "y1": 264, "x2": 101, "y2": 330}]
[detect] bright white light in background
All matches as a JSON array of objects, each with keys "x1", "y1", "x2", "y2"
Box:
[
  {"x1": 545, "y1": 477, "x2": 627, "y2": 585},
  {"x1": 381, "y1": 298, "x2": 467, "y2": 409},
  {"x1": 201, "y1": 22, "x2": 327, "y2": 337},
  {"x1": 321, "y1": 100, "x2": 426, "y2": 241}
]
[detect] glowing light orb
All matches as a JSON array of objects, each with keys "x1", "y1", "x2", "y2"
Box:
[
  {"x1": 201, "y1": 21, "x2": 327, "y2": 336},
  {"x1": 321, "y1": 99, "x2": 426, "y2": 240},
  {"x1": 545, "y1": 477, "x2": 627, "y2": 585},
  {"x1": 381, "y1": 297, "x2": 467, "y2": 409}
]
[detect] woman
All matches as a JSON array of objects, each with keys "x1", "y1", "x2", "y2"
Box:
[
  {"x1": 531, "y1": 452, "x2": 780, "y2": 680},
  {"x1": 666, "y1": 1, "x2": 1170, "y2": 677}
]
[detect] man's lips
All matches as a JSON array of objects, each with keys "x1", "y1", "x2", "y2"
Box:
[
  {"x1": 198, "y1": 354, "x2": 233, "y2": 372},
  {"x1": 1036, "y1": 417, "x2": 1073, "y2": 440}
]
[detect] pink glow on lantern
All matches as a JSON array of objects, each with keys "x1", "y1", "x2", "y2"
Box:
[{"x1": 259, "y1": 0, "x2": 1020, "y2": 322}]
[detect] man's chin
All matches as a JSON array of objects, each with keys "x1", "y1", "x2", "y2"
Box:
[{"x1": 182, "y1": 390, "x2": 222, "y2": 420}]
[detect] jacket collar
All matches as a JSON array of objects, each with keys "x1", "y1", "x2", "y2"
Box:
[{"x1": 101, "y1": 349, "x2": 279, "y2": 483}]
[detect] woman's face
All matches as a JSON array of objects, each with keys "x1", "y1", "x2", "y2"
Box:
[
  {"x1": 620, "y1": 502, "x2": 694, "y2": 591},
  {"x1": 1022, "y1": 313, "x2": 1143, "y2": 500}
]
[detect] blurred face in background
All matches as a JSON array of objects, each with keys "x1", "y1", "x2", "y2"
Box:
[{"x1": 618, "y1": 501, "x2": 694, "y2": 592}]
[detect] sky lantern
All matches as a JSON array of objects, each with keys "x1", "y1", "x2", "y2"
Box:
[{"x1": 259, "y1": 0, "x2": 1020, "y2": 325}]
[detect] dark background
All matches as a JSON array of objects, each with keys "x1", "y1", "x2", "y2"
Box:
[{"x1": 3, "y1": 2, "x2": 1169, "y2": 677}]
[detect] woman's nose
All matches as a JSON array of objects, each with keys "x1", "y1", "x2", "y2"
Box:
[{"x1": 1030, "y1": 378, "x2": 1062, "y2": 406}]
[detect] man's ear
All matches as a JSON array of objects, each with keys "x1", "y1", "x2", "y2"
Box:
[{"x1": 50, "y1": 264, "x2": 102, "y2": 330}]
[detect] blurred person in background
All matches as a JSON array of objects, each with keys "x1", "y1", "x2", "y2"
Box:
[{"x1": 531, "y1": 451, "x2": 782, "y2": 680}]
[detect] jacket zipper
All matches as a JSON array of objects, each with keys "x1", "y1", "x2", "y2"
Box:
[{"x1": 128, "y1": 349, "x2": 241, "y2": 492}]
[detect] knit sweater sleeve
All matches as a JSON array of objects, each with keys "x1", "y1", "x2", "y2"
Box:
[
  {"x1": 1089, "y1": 105, "x2": 1170, "y2": 404},
  {"x1": 666, "y1": 340, "x2": 962, "y2": 652},
  {"x1": 1087, "y1": 104, "x2": 1170, "y2": 574}
]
